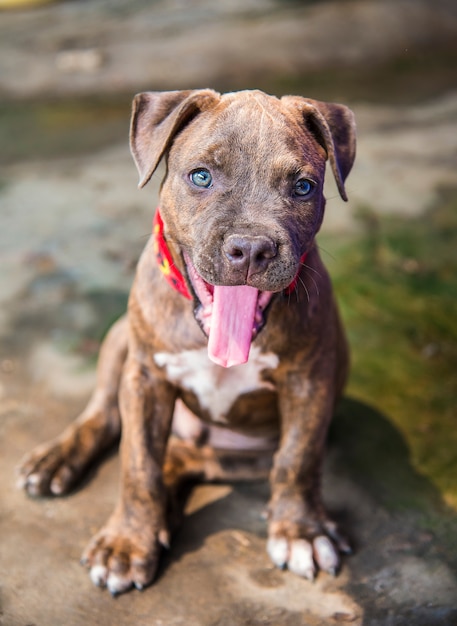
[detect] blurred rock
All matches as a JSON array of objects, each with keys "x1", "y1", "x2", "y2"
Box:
[{"x1": 0, "y1": 0, "x2": 456, "y2": 99}]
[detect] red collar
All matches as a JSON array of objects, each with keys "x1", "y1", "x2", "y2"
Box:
[
  {"x1": 153, "y1": 209, "x2": 307, "y2": 299},
  {"x1": 153, "y1": 210, "x2": 192, "y2": 299}
]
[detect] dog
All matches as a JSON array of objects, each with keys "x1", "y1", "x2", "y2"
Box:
[{"x1": 18, "y1": 89, "x2": 356, "y2": 595}]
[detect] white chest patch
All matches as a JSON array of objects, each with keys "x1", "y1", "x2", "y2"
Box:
[{"x1": 154, "y1": 346, "x2": 279, "y2": 423}]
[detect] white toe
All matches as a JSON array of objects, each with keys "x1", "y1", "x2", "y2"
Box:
[
  {"x1": 107, "y1": 573, "x2": 132, "y2": 595},
  {"x1": 90, "y1": 564, "x2": 108, "y2": 587},
  {"x1": 288, "y1": 539, "x2": 315, "y2": 580},
  {"x1": 26, "y1": 476, "x2": 42, "y2": 497},
  {"x1": 267, "y1": 536, "x2": 289, "y2": 568},
  {"x1": 313, "y1": 535, "x2": 339, "y2": 574},
  {"x1": 50, "y1": 479, "x2": 64, "y2": 495},
  {"x1": 27, "y1": 473, "x2": 40, "y2": 485}
]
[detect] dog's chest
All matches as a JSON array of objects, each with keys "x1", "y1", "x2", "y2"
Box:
[{"x1": 154, "y1": 346, "x2": 279, "y2": 423}]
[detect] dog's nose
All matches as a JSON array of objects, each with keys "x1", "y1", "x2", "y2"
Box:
[{"x1": 223, "y1": 234, "x2": 277, "y2": 276}]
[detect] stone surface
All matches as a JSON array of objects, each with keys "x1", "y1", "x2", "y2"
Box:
[{"x1": 1, "y1": 0, "x2": 456, "y2": 99}]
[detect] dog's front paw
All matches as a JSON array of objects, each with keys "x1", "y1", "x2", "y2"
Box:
[
  {"x1": 17, "y1": 438, "x2": 82, "y2": 497},
  {"x1": 267, "y1": 518, "x2": 351, "y2": 581},
  {"x1": 81, "y1": 513, "x2": 169, "y2": 595}
]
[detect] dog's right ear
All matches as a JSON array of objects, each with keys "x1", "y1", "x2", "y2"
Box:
[
  {"x1": 130, "y1": 89, "x2": 220, "y2": 188},
  {"x1": 281, "y1": 95, "x2": 356, "y2": 201}
]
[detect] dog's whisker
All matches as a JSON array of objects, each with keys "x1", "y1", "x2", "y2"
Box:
[
  {"x1": 304, "y1": 271, "x2": 320, "y2": 297},
  {"x1": 294, "y1": 285, "x2": 300, "y2": 304},
  {"x1": 297, "y1": 275, "x2": 310, "y2": 303},
  {"x1": 286, "y1": 289, "x2": 293, "y2": 307},
  {"x1": 300, "y1": 262, "x2": 322, "y2": 277}
]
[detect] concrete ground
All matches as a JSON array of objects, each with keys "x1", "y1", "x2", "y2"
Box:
[{"x1": 1, "y1": 1, "x2": 457, "y2": 625}]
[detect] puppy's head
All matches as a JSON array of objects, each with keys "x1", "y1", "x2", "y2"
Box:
[{"x1": 130, "y1": 89, "x2": 356, "y2": 366}]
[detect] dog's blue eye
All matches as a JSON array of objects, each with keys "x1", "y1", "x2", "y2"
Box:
[
  {"x1": 294, "y1": 178, "x2": 314, "y2": 197},
  {"x1": 190, "y1": 169, "x2": 212, "y2": 188}
]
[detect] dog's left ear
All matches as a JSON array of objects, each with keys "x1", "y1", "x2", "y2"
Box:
[
  {"x1": 282, "y1": 96, "x2": 356, "y2": 201},
  {"x1": 130, "y1": 89, "x2": 220, "y2": 188}
]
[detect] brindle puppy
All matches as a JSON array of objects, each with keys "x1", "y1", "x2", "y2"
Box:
[{"x1": 18, "y1": 89, "x2": 356, "y2": 595}]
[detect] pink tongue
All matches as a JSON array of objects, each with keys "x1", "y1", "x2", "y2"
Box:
[{"x1": 208, "y1": 285, "x2": 259, "y2": 368}]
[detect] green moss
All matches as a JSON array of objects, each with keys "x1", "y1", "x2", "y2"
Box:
[{"x1": 323, "y1": 188, "x2": 457, "y2": 511}]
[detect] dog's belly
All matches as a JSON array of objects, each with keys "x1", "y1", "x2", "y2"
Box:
[{"x1": 154, "y1": 345, "x2": 280, "y2": 435}]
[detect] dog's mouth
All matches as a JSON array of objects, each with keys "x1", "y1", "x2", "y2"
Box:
[{"x1": 184, "y1": 253, "x2": 273, "y2": 368}]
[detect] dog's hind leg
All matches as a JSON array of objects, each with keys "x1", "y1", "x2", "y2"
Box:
[
  {"x1": 18, "y1": 315, "x2": 128, "y2": 497},
  {"x1": 164, "y1": 437, "x2": 273, "y2": 487},
  {"x1": 163, "y1": 433, "x2": 274, "y2": 531}
]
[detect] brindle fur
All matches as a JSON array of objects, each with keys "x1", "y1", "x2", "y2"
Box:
[{"x1": 19, "y1": 89, "x2": 356, "y2": 594}]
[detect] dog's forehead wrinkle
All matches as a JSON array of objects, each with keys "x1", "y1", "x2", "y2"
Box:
[
  {"x1": 179, "y1": 99, "x2": 309, "y2": 182},
  {"x1": 214, "y1": 95, "x2": 290, "y2": 151},
  {"x1": 251, "y1": 91, "x2": 281, "y2": 128}
]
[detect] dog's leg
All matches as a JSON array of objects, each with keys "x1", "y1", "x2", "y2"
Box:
[
  {"x1": 162, "y1": 436, "x2": 273, "y2": 533},
  {"x1": 168, "y1": 400, "x2": 275, "y2": 484},
  {"x1": 81, "y1": 355, "x2": 178, "y2": 595},
  {"x1": 267, "y1": 367, "x2": 350, "y2": 580},
  {"x1": 18, "y1": 316, "x2": 128, "y2": 496},
  {"x1": 163, "y1": 437, "x2": 273, "y2": 487}
]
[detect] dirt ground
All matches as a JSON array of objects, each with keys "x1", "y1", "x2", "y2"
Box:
[{"x1": 1, "y1": 1, "x2": 457, "y2": 625}]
